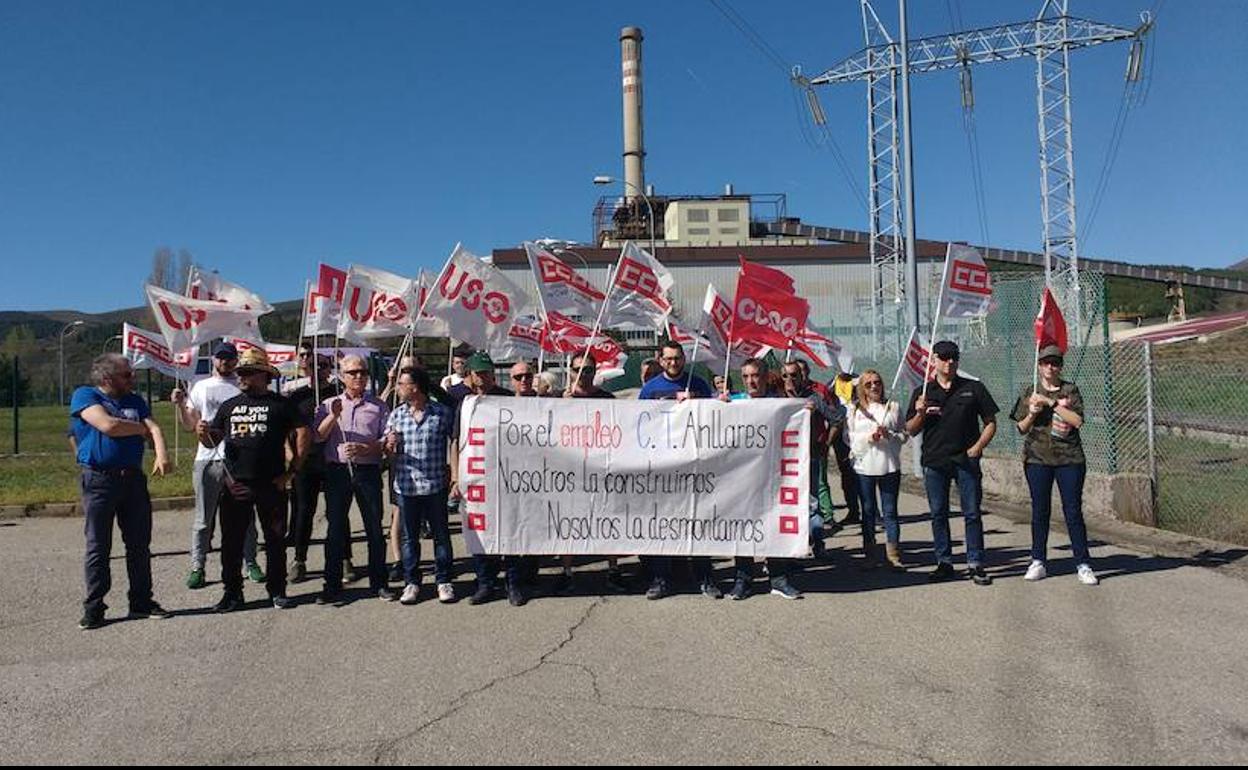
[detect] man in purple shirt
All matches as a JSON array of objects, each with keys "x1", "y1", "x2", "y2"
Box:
[{"x1": 314, "y1": 354, "x2": 393, "y2": 604}]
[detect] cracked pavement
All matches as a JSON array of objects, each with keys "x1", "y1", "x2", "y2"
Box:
[{"x1": 3, "y1": 490, "x2": 1248, "y2": 764}]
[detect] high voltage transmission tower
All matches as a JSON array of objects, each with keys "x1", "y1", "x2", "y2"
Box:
[{"x1": 796, "y1": 0, "x2": 1153, "y2": 355}]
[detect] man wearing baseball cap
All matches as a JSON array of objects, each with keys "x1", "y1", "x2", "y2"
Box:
[
  {"x1": 905, "y1": 340, "x2": 999, "y2": 586},
  {"x1": 198, "y1": 348, "x2": 309, "y2": 611},
  {"x1": 172, "y1": 341, "x2": 262, "y2": 590}
]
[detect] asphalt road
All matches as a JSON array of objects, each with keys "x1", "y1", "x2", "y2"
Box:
[{"x1": 3, "y1": 492, "x2": 1247, "y2": 764}]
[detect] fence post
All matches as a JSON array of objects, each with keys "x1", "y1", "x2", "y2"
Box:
[
  {"x1": 1143, "y1": 341, "x2": 1157, "y2": 500},
  {"x1": 11, "y1": 354, "x2": 18, "y2": 455},
  {"x1": 1102, "y1": 282, "x2": 1118, "y2": 474}
]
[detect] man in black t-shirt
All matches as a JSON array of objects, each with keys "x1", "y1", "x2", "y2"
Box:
[
  {"x1": 201, "y1": 349, "x2": 310, "y2": 611},
  {"x1": 284, "y1": 351, "x2": 342, "y2": 583},
  {"x1": 905, "y1": 340, "x2": 998, "y2": 586}
]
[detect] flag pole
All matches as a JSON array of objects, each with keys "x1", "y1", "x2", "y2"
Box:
[
  {"x1": 922, "y1": 245, "x2": 953, "y2": 400},
  {"x1": 684, "y1": 333, "x2": 701, "y2": 392},
  {"x1": 573, "y1": 261, "x2": 616, "y2": 392}
]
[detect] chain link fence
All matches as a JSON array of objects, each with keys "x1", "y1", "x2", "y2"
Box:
[
  {"x1": 1150, "y1": 344, "x2": 1248, "y2": 544},
  {"x1": 842, "y1": 269, "x2": 1248, "y2": 546}
]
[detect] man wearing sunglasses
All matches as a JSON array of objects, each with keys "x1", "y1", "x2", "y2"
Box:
[
  {"x1": 905, "y1": 340, "x2": 999, "y2": 586},
  {"x1": 509, "y1": 360, "x2": 540, "y2": 397},
  {"x1": 315, "y1": 355, "x2": 393, "y2": 604},
  {"x1": 71, "y1": 353, "x2": 172, "y2": 630}
]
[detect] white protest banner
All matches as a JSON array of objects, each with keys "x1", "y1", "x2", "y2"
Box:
[
  {"x1": 601, "y1": 241, "x2": 673, "y2": 330},
  {"x1": 423, "y1": 243, "x2": 531, "y2": 351},
  {"x1": 145, "y1": 283, "x2": 266, "y2": 351},
  {"x1": 123, "y1": 323, "x2": 196, "y2": 380},
  {"x1": 304, "y1": 263, "x2": 349, "y2": 336},
  {"x1": 336, "y1": 264, "x2": 418, "y2": 341},
  {"x1": 939, "y1": 243, "x2": 993, "y2": 319},
  {"x1": 456, "y1": 396, "x2": 811, "y2": 558},
  {"x1": 187, "y1": 266, "x2": 274, "y2": 313},
  {"x1": 524, "y1": 241, "x2": 605, "y2": 319}
]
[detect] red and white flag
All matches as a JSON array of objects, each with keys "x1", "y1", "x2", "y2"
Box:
[
  {"x1": 123, "y1": 323, "x2": 195, "y2": 380},
  {"x1": 601, "y1": 242, "x2": 674, "y2": 330},
  {"x1": 227, "y1": 337, "x2": 300, "y2": 376},
  {"x1": 422, "y1": 243, "x2": 532, "y2": 352},
  {"x1": 539, "y1": 312, "x2": 628, "y2": 372},
  {"x1": 791, "y1": 323, "x2": 852, "y2": 373},
  {"x1": 700, "y1": 285, "x2": 772, "y2": 366},
  {"x1": 145, "y1": 284, "x2": 266, "y2": 352},
  {"x1": 336, "y1": 264, "x2": 418, "y2": 342},
  {"x1": 187, "y1": 266, "x2": 274, "y2": 313},
  {"x1": 893, "y1": 329, "x2": 931, "y2": 392},
  {"x1": 304, "y1": 264, "x2": 349, "y2": 337},
  {"x1": 1034, "y1": 286, "x2": 1069, "y2": 353},
  {"x1": 525, "y1": 242, "x2": 605, "y2": 319},
  {"x1": 731, "y1": 259, "x2": 809, "y2": 350},
  {"x1": 939, "y1": 244, "x2": 993, "y2": 319},
  {"x1": 666, "y1": 315, "x2": 719, "y2": 364},
  {"x1": 412, "y1": 269, "x2": 451, "y2": 338},
  {"x1": 490, "y1": 314, "x2": 545, "y2": 362}
]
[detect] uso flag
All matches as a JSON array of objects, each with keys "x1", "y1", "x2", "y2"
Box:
[
  {"x1": 145, "y1": 284, "x2": 266, "y2": 352},
  {"x1": 336, "y1": 264, "x2": 418, "y2": 342},
  {"x1": 939, "y1": 244, "x2": 993, "y2": 319},
  {"x1": 423, "y1": 243, "x2": 531, "y2": 352},
  {"x1": 730, "y1": 258, "x2": 809, "y2": 350},
  {"x1": 303, "y1": 263, "x2": 349, "y2": 337},
  {"x1": 601, "y1": 241, "x2": 674, "y2": 330}
]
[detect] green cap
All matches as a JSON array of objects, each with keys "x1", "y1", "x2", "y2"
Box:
[{"x1": 466, "y1": 351, "x2": 495, "y2": 373}]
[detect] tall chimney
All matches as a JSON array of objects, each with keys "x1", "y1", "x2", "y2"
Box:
[{"x1": 620, "y1": 26, "x2": 645, "y2": 200}]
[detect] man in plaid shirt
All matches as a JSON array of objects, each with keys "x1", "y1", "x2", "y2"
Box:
[{"x1": 383, "y1": 367, "x2": 457, "y2": 605}]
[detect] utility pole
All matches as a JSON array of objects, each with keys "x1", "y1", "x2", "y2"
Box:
[{"x1": 799, "y1": 0, "x2": 1153, "y2": 350}]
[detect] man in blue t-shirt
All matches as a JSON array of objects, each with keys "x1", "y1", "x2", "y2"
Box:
[
  {"x1": 638, "y1": 340, "x2": 719, "y2": 601},
  {"x1": 69, "y1": 353, "x2": 172, "y2": 630}
]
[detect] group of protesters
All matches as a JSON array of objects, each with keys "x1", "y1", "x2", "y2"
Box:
[{"x1": 69, "y1": 334, "x2": 1098, "y2": 630}]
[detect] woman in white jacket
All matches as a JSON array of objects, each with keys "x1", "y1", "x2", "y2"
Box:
[{"x1": 845, "y1": 369, "x2": 908, "y2": 569}]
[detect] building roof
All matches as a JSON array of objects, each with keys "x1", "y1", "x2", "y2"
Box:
[{"x1": 491, "y1": 241, "x2": 949, "y2": 267}]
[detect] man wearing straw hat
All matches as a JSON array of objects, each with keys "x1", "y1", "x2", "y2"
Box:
[
  {"x1": 199, "y1": 347, "x2": 308, "y2": 611},
  {"x1": 172, "y1": 341, "x2": 262, "y2": 591}
]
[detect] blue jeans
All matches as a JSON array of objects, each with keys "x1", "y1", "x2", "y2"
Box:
[
  {"x1": 324, "y1": 464, "x2": 386, "y2": 590},
  {"x1": 857, "y1": 471, "x2": 901, "y2": 548},
  {"x1": 81, "y1": 467, "x2": 153, "y2": 616},
  {"x1": 923, "y1": 458, "x2": 985, "y2": 567},
  {"x1": 1024, "y1": 463, "x2": 1091, "y2": 564},
  {"x1": 399, "y1": 490, "x2": 454, "y2": 585}
]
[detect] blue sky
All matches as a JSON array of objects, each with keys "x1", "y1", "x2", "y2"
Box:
[{"x1": 1, "y1": 0, "x2": 1244, "y2": 312}]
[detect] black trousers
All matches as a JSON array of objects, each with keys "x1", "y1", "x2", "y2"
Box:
[{"x1": 220, "y1": 480, "x2": 288, "y2": 599}]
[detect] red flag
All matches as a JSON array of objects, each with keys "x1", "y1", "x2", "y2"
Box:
[
  {"x1": 730, "y1": 274, "x2": 809, "y2": 350},
  {"x1": 1034, "y1": 287, "x2": 1068, "y2": 353},
  {"x1": 739, "y1": 256, "x2": 796, "y2": 294}
]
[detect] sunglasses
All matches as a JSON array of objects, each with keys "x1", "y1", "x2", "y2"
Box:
[
  {"x1": 511, "y1": 373, "x2": 533, "y2": 380},
  {"x1": 864, "y1": 381, "x2": 882, "y2": 388},
  {"x1": 780, "y1": 373, "x2": 799, "y2": 380},
  {"x1": 342, "y1": 369, "x2": 368, "y2": 377},
  {"x1": 935, "y1": 354, "x2": 958, "y2": 362}
]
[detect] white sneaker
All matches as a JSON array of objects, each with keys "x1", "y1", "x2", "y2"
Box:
[
  {"x1": 400, "y1": 584, "x2": 420, "y2": 605},
  {"x1": 1076, "y1": 564, "x2": 1099, "y2": 586},
  {"x1": 1023, "y1": 560, "x2": 1047, "y2": 581},
  {"x1": 437, "y1": 583, "x2": 456, "y2": 603}
]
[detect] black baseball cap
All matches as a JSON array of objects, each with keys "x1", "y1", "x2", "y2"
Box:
[
  {"x1": 932, "y1": 340, "x2": 960, "y2": 360},
  {"x1": 212, "y1": 341, "x2": 239, "y2": 360}
]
